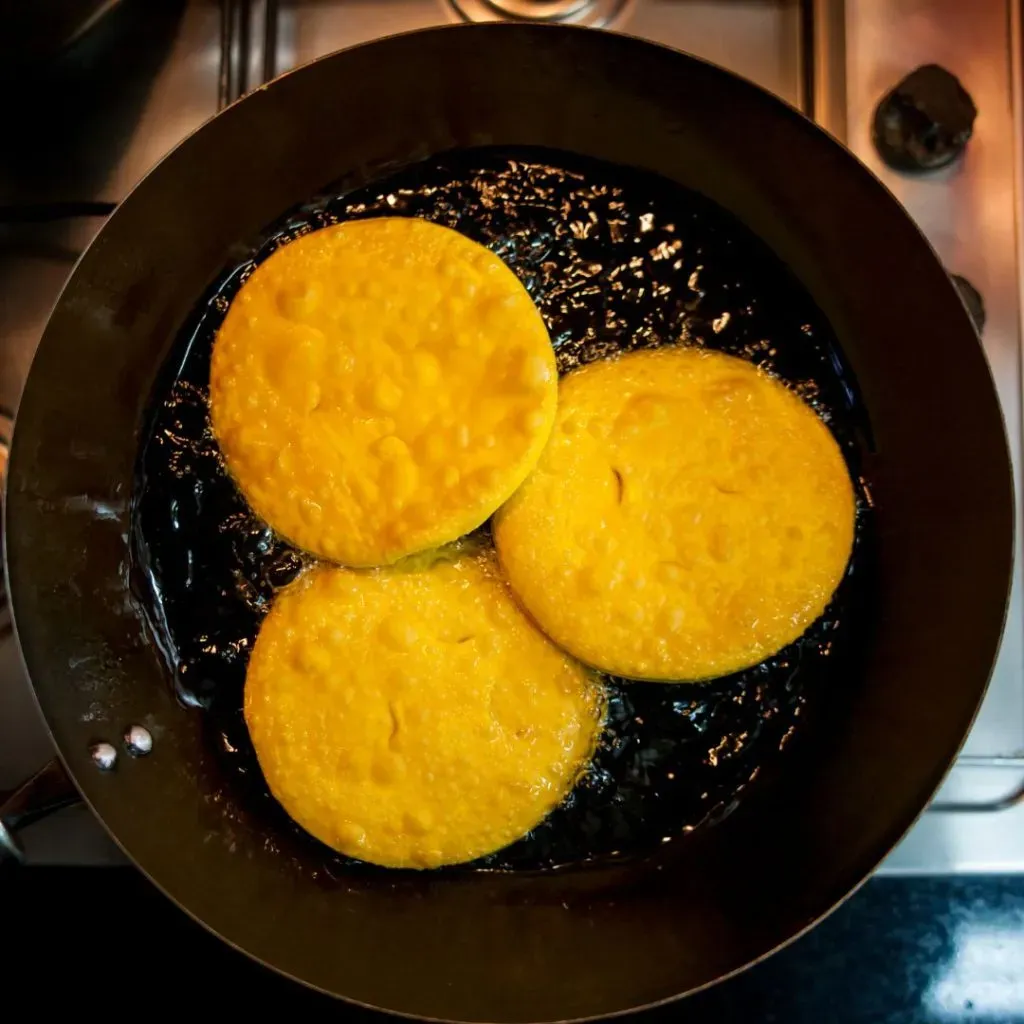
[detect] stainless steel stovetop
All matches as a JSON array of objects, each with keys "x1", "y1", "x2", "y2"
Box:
[{"x1": 2, "y1": 0, "x2": 1022, "y2": 871}]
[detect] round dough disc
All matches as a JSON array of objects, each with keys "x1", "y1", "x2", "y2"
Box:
[
  {"x1": 244, "y1": 550, "x2": 604, "y2": 869},
  {"x1": 493, "y1": 347, "x2": 856, "y2": 681},
  {"x1": 210, "y1": 217, "x2": 557, "y2": 567}
]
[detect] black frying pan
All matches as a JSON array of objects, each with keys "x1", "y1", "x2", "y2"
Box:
[{"x1": 3, "y1": 24, "x2": 1013, "y2": 1023}]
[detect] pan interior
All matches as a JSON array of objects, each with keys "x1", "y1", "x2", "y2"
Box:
[{"x1": 131, "y1": 146, "x2": 872, "y2": 874}]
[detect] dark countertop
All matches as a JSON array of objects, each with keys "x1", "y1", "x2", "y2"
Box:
[{"x1": 5, "y1": 869, "x2": 1023, "y2": 1021}]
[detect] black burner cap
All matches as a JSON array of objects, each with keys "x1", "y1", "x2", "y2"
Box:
[{"x1": 873, "y1": 64, "x2": 977, "y2": 172}]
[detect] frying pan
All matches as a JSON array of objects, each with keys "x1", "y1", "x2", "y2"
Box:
[{"x1": 2, "y1": 24, "x2": 1013, "y2": 1022}]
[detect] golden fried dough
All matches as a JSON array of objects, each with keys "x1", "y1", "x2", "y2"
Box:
[
  {"x1": 210, "y1": 218, "x2": 556, "y2": 566},
  {"x1": 244, "y1": 550, "x2": 604, "y2": 868},
  {"x1": 494, "y1": 347, "x2": 856, "y2": 681}
]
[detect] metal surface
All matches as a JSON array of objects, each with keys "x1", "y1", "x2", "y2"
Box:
[
  {"x1": 0, "y1": 0, "x2": 219, "y2": 864},
  {"x1": 0, "y1": 758, "x2": 81, "y2": 862},
  {"x1": 0, "y1": 0, "x2": 1021, "y2": 877},
  {"x1": 220, "y1": 0, "x2": 278, "y2": 106},
  {"x1": 275, "y1": 1, "x2": 811, "y2": 109},
  {"x1": 6, "y1": 24, "x2": 1011, "y2": 1017},
  {"x1": 89, "y1": 743, "x2": 118, "y2": 770},
  {"x1": 124, "y1": 725, "x2": 154, "y2": 757},
  {"x1": 840, "y1": 0, "x2": 1024, "y2": 873}
]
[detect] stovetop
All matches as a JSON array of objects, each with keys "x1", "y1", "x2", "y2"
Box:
[{"x1": 1, "y1": 0, "x2": 1022, "y2": 871}]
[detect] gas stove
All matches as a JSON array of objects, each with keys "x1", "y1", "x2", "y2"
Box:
[{"x1": 1, "y1": 0, "x2": 1021, "y2": 871}]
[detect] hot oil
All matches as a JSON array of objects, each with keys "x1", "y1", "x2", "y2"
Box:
[{"x1": 132, "y1": 148, "x2": 872, "y2": 873}]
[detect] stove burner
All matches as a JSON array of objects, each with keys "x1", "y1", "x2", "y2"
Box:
[
  {"x1": 872, "y1": 64, "x2": 977, "y2": 172},
  {"x1": 449, "y1": 0, "x2": 630, "y2": 27}
]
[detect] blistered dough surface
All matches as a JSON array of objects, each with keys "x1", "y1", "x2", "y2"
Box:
[
  {"x1": 244, "y1": 551, "x2": 604, "y2": 868},
  {"x1": 210, "y1": 217, "x2": 556, "y2": 566},
  {"x1": 494, "y1": 347, "x2": 856, "y2": 681}
]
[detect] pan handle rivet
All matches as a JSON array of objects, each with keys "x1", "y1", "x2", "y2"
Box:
[
  {"x1": 124, "y1": 725, "x2": 153, "y2": 757},
  {"x1": 89, "y1": 742, "x2": 118, "y2": 771}
]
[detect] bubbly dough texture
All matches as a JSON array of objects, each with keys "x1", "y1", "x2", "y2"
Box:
[
  {"x1": 210, "y1": 217, "x2": 556, "y2": 566},
  {"x1": 244, "y1": 550, "x2": 604, "y2": 869},
  {"x1": 494, "y1": 347, "x2": 856, "y2": 681}
]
